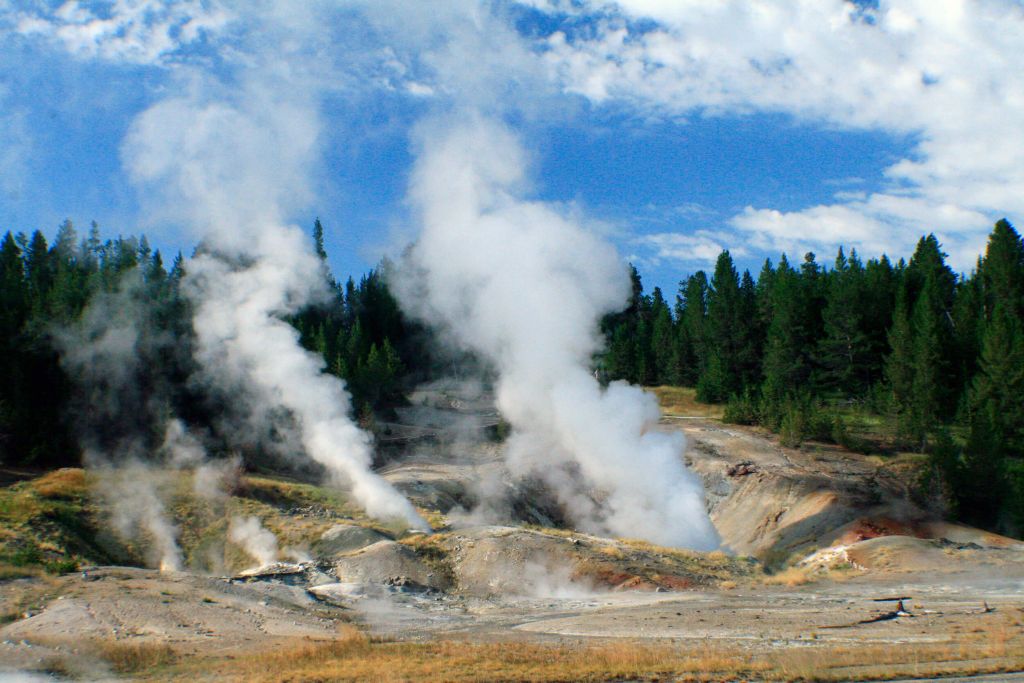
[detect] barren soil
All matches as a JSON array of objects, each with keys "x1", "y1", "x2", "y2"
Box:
[{"x1": 2, "y1": 398, "x2": 1023, "y2": 681}]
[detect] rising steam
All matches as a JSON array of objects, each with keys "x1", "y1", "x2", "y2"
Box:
[
  {"x1": 57, "y1": 269, "x2": 190, "y2": 571},
  {"x1": 228, "y1": 516, "x2": 280, "y2": 569},
  {"x1": 123, "y1": 84, "x2": 427, "y2": 531},
  {"x1": 400, "y1": 114, "x2": 719, "y2": 550},
  {"x1": 97, "y1": 460, "x2": 184, "y2": 572}
]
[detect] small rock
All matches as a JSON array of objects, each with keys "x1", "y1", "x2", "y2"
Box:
[{"x1": 727, "y1": 462, "x2": 758, "y2": 477}]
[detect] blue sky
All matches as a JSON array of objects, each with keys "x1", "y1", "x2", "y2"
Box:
[{"x1": 1, "y1": 1, "x2": 1022, "y2": 296}]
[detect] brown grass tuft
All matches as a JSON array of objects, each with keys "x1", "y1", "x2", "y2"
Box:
[
  {"x1": 763, "y1": 566, "x2": 813, "y2": 586},
  {"x1": 134, "y1": 611, "x2": 1024, "y2": 682},
  {"x1": 649, "y1": 385, "x2": 724, "y2": 418},
  {"x1": 0, "y1": 561, "x2": 45, "y2": 581},
  {"x1": 31, "y1": 468, "x2": 87, "y2": 500},
  {"x1": 96, "y1": 640, "x2": 177, "y2": 673}
]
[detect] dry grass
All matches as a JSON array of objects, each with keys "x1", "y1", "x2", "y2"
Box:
[
  {"x1": 30, "y1": 468, "x2": 88, "y2": 500},
  {"x1": 649, "y1": 385, "x2": 724, "y2": 419},
  {"x1": 148, "y1": 613, "x2": 1024, "y2": 683},
  {"x1": 170, "y1": 634, "x2": 770, "y2": 683},
  {"x1": 20, "y1": 635, "x2": 178, "y2": 679},
  {"x1": 0, "y1": 561, "x2": 46, "y2": 581},
  {"x1": 597, "y1": 543, "x2": 625, "y2": 559},
  {"x1": 767, "y1": 623, "x2": 1024, "y2": 681},
  {"x1": 96, "y1": 639, "x2": 177, "y2": 673},
  {"x1": 763, "y1": 565, "x2": 813, "y2": 586}
]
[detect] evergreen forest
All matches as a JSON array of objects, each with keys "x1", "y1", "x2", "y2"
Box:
[{"x1": 1, "y1": 217, "x2": 1023, "y2": 534}]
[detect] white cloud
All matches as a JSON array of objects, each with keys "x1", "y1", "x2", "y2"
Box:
[
  {"x1": 635, "y1": 229, "x2": 743, "y2": 268},
  {"x1": 537, "y1": 0, "x2": 1024, "y2": 266},
  {"x1": 5, "y1": 0, "x2": 1022, "y2": 271},
  {"x1": 12, "y1": 0, "x2": 232, "y2": 65}
]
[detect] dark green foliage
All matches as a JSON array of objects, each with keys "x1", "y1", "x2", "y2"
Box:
[
  {"x1": 885, "y1": 287, "x2": 915, "y2": 437},
  {"x1": 818, "y1": 248, "x2": 871, "y2": 395},
  {"x1": 759, "y1": 254, "x2": 825, "y2": 426},
  {"x1": 980, "y1": 219, "x2": 1024, "y2": 317},
  {"x1": 3, "y1": 226, "x2": 199, "y2": 467},
  {"x1": 664, "y1": 251, "x2": 764, "y2": 402},
  {"x1": 596, "y1": 219, "x2": 1024, "y2": 536},
  {"x1": 722, "y1": 389, "x2": 759, "y2": 425},
  {"x1": 649, "y1": 288, "x2": 675, "y2": 385},
  {"x1": 699, "y1": 251, "x2": 745, "y2": 402},
  {"x1": 290, "y1": 247, "x2": 431, "y2": 414},
  {"x1": 0, "y1": 220, "x2": 430, "y2": 468},
  {"x1": 951, "y1": 271, "x2": 984, "y2": 404},
  {"x1": 312, "y1": 217, "x2": 328, "y2": 261},
  {"x1": 675, "y1": 272, "x2": 708, "y2": 386},
  {"x1": 5, "y1": 212, "x2": 1024, "y2": 536}
]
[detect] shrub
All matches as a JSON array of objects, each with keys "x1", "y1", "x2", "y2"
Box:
[
  {"x1": 45, "y1": 558, "x2": 78, "y2": 574},
  {"x1": 723, "y1": 390, "x2": 759, "y2": 425},
  {"x1": 1004, "y1": 458, "x2": 1024, "y2": 537},
  {"x1": 778, "y1": 403, "x2": 807, "y2": 448},
  {"x1": 805, "y1": 404, "x2": 835, "y2": 443}
]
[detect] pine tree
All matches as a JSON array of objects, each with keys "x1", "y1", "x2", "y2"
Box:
[
  {"x1": 960, "y1": 296, "x2": 1023, "y2": 530},
  {"x1": 970, "y1": 301, "x2": 1024, "y2": 455},
  {"x1": 0, "y1": 232, "x2": 27, "y2": 339},
  {"x1": 700, "y1": 251, "x2": 742, "y2": 402},
  {"x1": 966, "y1": 220, "x2": 1024, "y2": 452},
  {"x1": 905, "y1": 234, "x2": 956, "y2": 310},
  {"x1": 24, "y1": 230, "x2": 51, "y2": 313},
  {"x1": 605, "y1": 325, "x2": 637, "y2": 383},
  {"x1": 677, "y1": 272, "x2": 708, "y2": 386},
  {"x1": 649, "y1": 287, "x2": 675, "y2": 385},
  {"x1": 86, "y1": 221, "x2": 102, "y2": 264},
  {"x1": 885, "y1": 286, "x2": 915, "y2": 440},
  {"x1": 169, "y1": 252, "x2": 186, "y2": 284},
  {"x1": 313, "y1": 218, "x2": 328, "y2": 261},
  {"x1": 761, "y1": 255, "x2": 810, "y2": 423},
  {"x1": 951, "y1": 270, "x2": 984, "y2": 412},
  {"x1": 819, "y1": 247, "x2": 869, "y2": 395},
  {"x1": 380, "y1": 337, "x2": 405, "y2": 404},
  {"x1": 755, "y1": 258, "x2": 775, "y2": 328},
  {"x1": 862, "y1": 254, "x2": 898, "y2": 389},
  {"x1": 635, "y1": 313, "x2": 654, "y2": 385},
  {"x1": 600, "y1": 264, "x2": 645, "y2": 383},
  {"x1": 908, "y1": 284, "x2": 944, "y2": 447},
  {"x1": 980, "y1": 219, "x2": 1024, "y2": 317},
  {"x1": 736, "y1": 270, "x2": 763, "y2": 388}
]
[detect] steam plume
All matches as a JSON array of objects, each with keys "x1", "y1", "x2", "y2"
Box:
[
  {"x1": 57, "y1": 268, "x2": 189, "y2": 571},
  {"x1": 228, "y1": 516, "x2": 279, "y2": 569},
  {"x1": 124, "y1": 83, "x2": 427, "y2": 530},
  {"x1": 401, "y1": 114, "x2": 718, "y2": 550},
  {"x1": 99, "y1": 460, "x2": 184, "y2": 572}
]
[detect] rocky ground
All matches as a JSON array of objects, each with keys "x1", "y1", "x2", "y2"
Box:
[{"x1": 1, "y1": 386, "x2": 1023, "y2": 681}]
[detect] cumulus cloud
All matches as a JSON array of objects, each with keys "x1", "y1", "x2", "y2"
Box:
[
  {"x1": 536, "y1": 0, "x2": 1024, "y2": 266},
  {"x1": 4, "y1": 1, "x2": 1022, "y2": 270},
  {"x1": 635, "y1": 229, "x2": 743, "y2": 268},
  {"x1": 12, "y1": 0, "x2": 233, "y2": 65}
]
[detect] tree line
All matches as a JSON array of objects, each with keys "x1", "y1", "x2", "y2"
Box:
[
  {"x1": 0, "y1": 219, "x2": 427, "y2": 470},
  {"x1": 600, "y1": 219, "x2": 1024, "y2": 533},
  {"x1": 2, "y1": 216, "x2": 1022, "y2": 534}
]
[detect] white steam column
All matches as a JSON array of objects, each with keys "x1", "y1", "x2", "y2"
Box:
[{"x1": 401, "y1": 114, "x2": 719, "y2": 550}]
